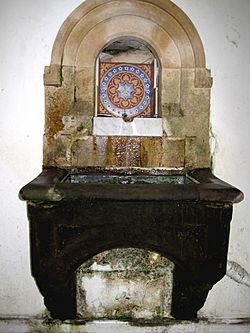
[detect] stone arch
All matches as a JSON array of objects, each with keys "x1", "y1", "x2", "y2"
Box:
[
  {"x1": 43, "y1": 0, "x2": 212, "y2": 170},
  {"x1": 50, "y1": 0, "x2": 206, "y2": 69}
]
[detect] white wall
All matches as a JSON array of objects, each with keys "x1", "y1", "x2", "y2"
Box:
[{"x1": 0, "y1": 0, "x2": 250, "y2": 318}]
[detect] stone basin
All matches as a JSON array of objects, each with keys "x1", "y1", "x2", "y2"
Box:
[
  {"x1": 20, "y1": 168, "x2": 243, "y2": 203},
  {"x1": 19, "y1": 168, "x2": 243, "y2": 321},
  {"x1": 66, "y1": 173, "x2": 191, "y2": 185}
]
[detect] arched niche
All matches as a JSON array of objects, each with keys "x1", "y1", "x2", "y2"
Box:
[{"x1": 94, "y1": 37, "x2": 161, "y2": 123}]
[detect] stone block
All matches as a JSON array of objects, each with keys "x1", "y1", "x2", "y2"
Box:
[
  {"x1": 71, "y1": 100, "x2": 93, "y2": 119},
  {"x1": 75, "y1": 67, "x2": 94, "y2": 117},
  {"x1": 180, "y1": 69, "x2": 195, "y2": 113},
  {"x1": 161, "y1": 69, "x2": 181, "y2": 107},
  {"x1": 72, "y1": 136, "x2": 109, "y2": 167},
  {"x1": 161, "y1": 103, "x2": 183, "y2": 118},
  {"x1": 72, "y1": 136, "x2": 141, "y2": 168},
  {"x1": 187, "y1": 89, "x2": 211, "y2": 115},
  {"x1": 44, "y1": 64, "x2": 62, "y2": 87},
  {"x1": 71, "y1": 137, "x2": 96, "y2": 167},
  {"x1": 185, "y1": 136, "x2": 211, "y2": 169},
  {"x1": 141, "y1": 138, "x2": 185, "y2": 168},
  {"x1": 195, "y1": 68, "x2": 213, "y2": 88},
  {"x1": 43, "y1": 135, "x2": 70, "y2": 167},
  {"x1": 164, "y1": 112, "x2": 210, "y2": 139},
  {"x1": 139, "y1": 137, "x2": 161, "y2": 167},
  {"x1": 71, "y1": 136, "x2": 185, "y2": 169},
  {"x1": 44, "y1": 66, "x2": 76, "y2": 165},
  {"x1": 162, "y1": 138, "x2": 185, "y2": 168},
  {"x1": 180, "y1": 69, "x2": 211, "y2": 115}
]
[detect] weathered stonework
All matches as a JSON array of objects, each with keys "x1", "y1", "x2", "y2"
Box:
[
  {"x1": 75, "y1": 67, "x2": 94, "y2": 117},
  {"x1": 44, "y1": 66, "x2": 75, "y2": 142},
  {"x1": 76, "y1": 249, "x2": 174, "y2": 320},
  {"x1": 42, "y1": 0, "x2": 212, "y2": 170},
  {"x1": 70, "y1": 137, "x2": 185, "y2": 168},
  {"x1": 44, "y1": 64, "x2": 62, "y2": 87},
  {"x1": 161, "y1": 69, "x2": 181, "y2": 109},
  {"x1": 43, "y1": 66, "x2": 211, "y2": 169},
  {"x1": 195, "y1": 68, "x2": 213, "y2": 88},
  {"x1": 185, "y1": 136, "x2": 211, "y2": 169}
]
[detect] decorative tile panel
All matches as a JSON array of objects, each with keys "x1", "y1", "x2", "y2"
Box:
[{"x1": 98, "y1": 62, "x2": 154, "y2": 120}]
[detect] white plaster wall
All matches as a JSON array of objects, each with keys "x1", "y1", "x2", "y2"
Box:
[
  {"x1": 173, "y1": 0, "x2": 250, "y2": 318},
  {"x1": 0, "y1": 0, "x2": 250, "y2": 318}
]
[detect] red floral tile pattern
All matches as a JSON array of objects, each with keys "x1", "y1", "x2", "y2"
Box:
[{"x1": 98, "y1": 62, "x2": 154, "y2": 120}]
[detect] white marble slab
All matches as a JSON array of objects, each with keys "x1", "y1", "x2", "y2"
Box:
[{"x1": 93, "y1": 117, "x2": 163, "y2": 137}]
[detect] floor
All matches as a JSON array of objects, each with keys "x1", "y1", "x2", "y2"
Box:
[{"x1": 0, "y1": 318, "x2": 250, "y2": 333}]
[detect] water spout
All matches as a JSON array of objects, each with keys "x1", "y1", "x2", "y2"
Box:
[{"x1": 122, "y1": 113, "x2": 133, "y2": 122}]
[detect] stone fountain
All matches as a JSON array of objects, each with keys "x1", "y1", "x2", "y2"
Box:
[{"x1": 20, "y1": 0, "x2": 243, "y2": 321}]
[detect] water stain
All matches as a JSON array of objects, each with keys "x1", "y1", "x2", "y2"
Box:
[{"x1": 226, "y1": 28, "x2": 240, "y2": 48}]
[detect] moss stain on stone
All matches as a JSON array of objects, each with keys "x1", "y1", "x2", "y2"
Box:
[{"x1": 76, "y1": 248, "x2": 174, "y2": 320}]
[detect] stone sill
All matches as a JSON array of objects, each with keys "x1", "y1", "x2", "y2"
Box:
[
  {"x1": 0, "y1": 318, "x2": 250, "y2": 333},
  {"x1": 93, "y1": 117, "x2": 163, "y2": 137}
]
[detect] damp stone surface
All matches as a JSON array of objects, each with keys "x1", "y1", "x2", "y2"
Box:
[{"x1": 76, "y1": 248, "x2": 174, "y2": 320}]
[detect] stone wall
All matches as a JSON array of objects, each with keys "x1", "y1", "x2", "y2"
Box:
[{"x1": 43, "y1": 66, "x2": 212, "y2": 169}]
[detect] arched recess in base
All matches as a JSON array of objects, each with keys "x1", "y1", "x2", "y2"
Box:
[{"x1": 76, "y1": 248, "x2": 174, "y2": 319}]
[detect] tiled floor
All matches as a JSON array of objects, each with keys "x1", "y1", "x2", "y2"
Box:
[{"x1": 0, "y1": 319, "x2": 250, "y2": 333}]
